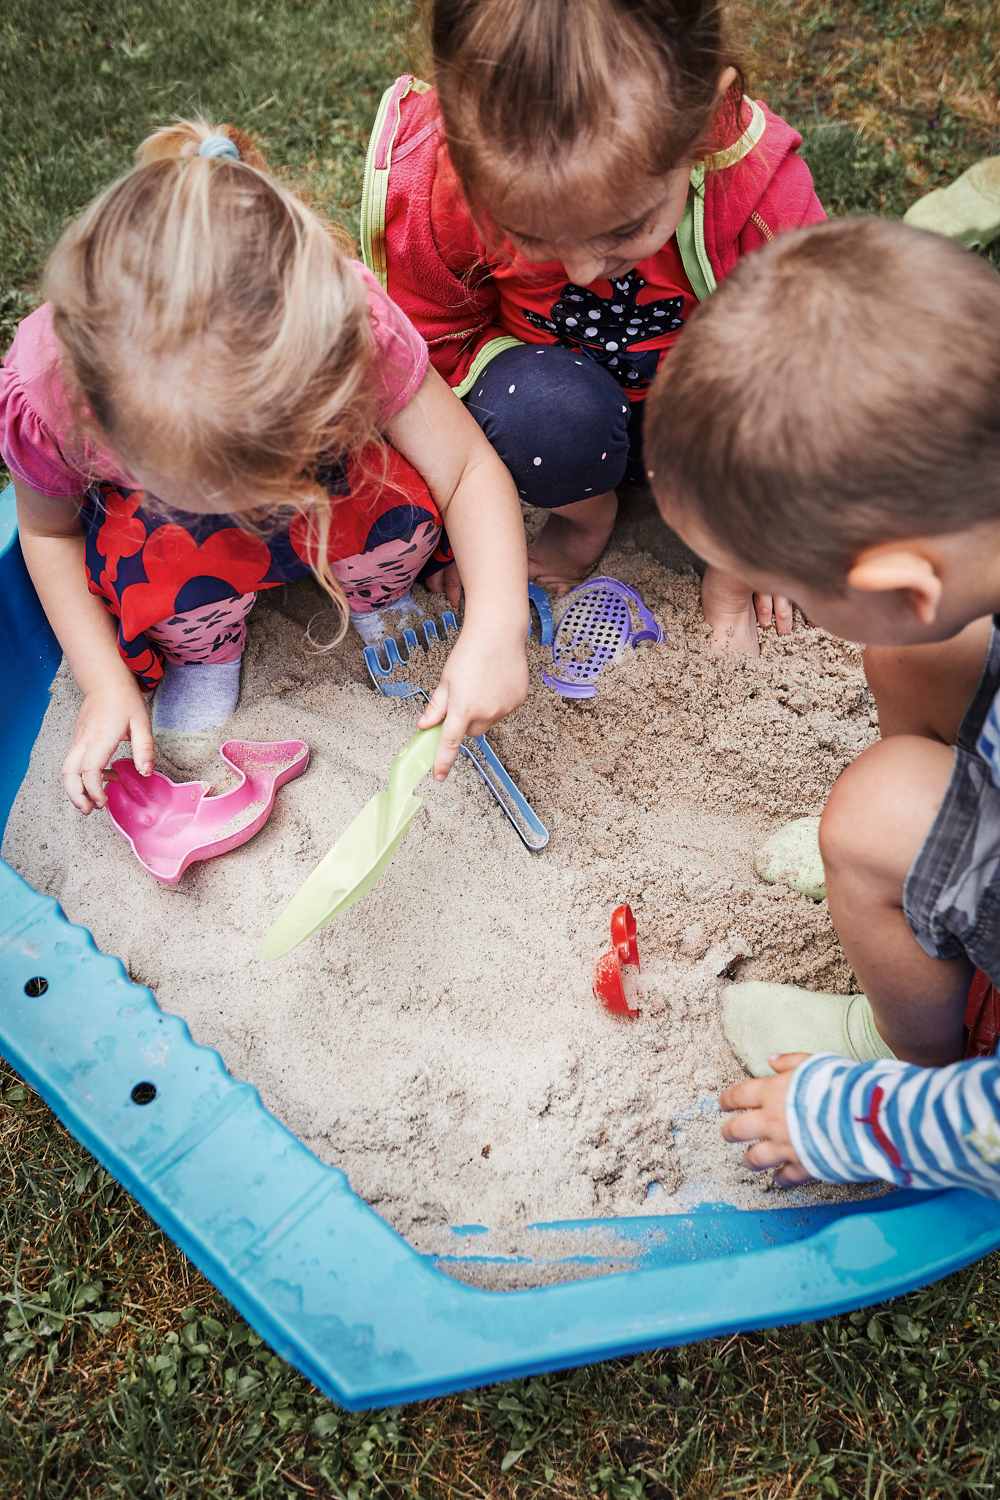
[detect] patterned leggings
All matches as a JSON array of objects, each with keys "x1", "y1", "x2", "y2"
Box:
[
  {"x1": 84, "y1": 442, "x2": 447, "y2": 690},
  {"x1": 145, "y1": 593, "x2": 257, "y2": 665}
]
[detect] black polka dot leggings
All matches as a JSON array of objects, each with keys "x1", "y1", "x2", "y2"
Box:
[{"x1": 463, "y1": 343, "x2": 644, "y2": 510}]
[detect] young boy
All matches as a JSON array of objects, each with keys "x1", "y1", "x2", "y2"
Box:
[{"x1": 644, "y1": 215, "x2": 1000, "y2": 1195}]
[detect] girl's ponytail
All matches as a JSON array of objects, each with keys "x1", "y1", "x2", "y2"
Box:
[
  {"x1": 46, "y1": 117, "x2": 376, "y2": 649},
  {"x1": 135, "y1": 119, "x2": 268, "y2": 172}
]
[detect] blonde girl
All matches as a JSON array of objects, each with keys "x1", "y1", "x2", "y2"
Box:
[
  {"x1": 0, "y1": 121, "x2": 529, "y2": 812},
  {"x1": 361, "y1": 0, "x2": 826, "y2": 653}
]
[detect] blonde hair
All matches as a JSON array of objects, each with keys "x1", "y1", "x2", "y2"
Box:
[
  {"x1": 432, "y1": 0, "x2": 746, "y2": 240},
  {"x1": 45, "y1": 118, "x2": 378, "y2": 643}
]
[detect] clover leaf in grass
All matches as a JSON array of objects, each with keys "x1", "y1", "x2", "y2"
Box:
[
  {"x1": 891, "y1": 1313, "x2": 925, "y2": 1343},
  {"x1": 180, "y1": 1321, "x2": 209, "y2": 1355}
]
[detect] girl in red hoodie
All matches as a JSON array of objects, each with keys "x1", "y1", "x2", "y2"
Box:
[{"x1": 362, "y1": 0, "x2": 826, "y2": 652}]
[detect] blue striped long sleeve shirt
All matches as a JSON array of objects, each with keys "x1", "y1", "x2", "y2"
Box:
[{"x1": 785, "y1": 1053, "x2": 1000, "y2": 1196}]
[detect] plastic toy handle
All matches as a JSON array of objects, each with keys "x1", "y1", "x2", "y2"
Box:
[
  {"x1": 611, "y1": 903, "x2": 640, "y2": 970},
  {"x1": 540, "y1": 671, "x2": 598, "y2": 700},
  {"x1": 527, "y1": 582, "x2": 554, "y2": 646},
  {"x1": 462, "y1": 735, "x2": 549, "y2": 851},
  {"x1": 614, "y1": 581, "x2": 663, "y2": 647},
  {"x1": 593, "y1": 903, "x2": 640, "y2": 1017},
  {"x1": 385, "y1": 725, "x2": 442, "y2": 833}
]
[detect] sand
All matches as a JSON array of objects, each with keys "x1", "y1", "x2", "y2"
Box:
[{"x1": 3, "y1": 488, "x2": 881, "y2": 1284}]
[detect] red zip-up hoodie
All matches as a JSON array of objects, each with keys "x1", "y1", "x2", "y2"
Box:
[{"x1": 360, "y1": 78, "x2": 825, "y2": 401}]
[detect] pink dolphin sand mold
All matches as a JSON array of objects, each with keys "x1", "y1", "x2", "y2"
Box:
[{"x1": 105, "y1": 739, "x2": 309, "y2": 885}]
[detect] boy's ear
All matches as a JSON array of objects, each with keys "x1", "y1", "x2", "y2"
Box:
[{"x1": 846, "y1": 546, "x2": 943, "y2": 626}]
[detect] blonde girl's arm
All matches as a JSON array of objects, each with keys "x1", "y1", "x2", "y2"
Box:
[
  {"x1": 14, "y1": 479, "x2": 154, "y2": 814},
  {"x1": 381, "y1": 365, "x2": 529, "y2": 781}
]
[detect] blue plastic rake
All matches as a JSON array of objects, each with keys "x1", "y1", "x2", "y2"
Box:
[{"x1": 363, "y1": 604, "x2": 550, "y2": 852}]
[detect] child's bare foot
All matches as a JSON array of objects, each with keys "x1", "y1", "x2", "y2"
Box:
[
  {"x1": 701, "y1": 564, "x2": 793, "y2": 655},
  {"x1": 756, "y1": 591, "x2": 794, "y2": 636},
  {"x1": 527, "y1": 490, "x2": 617, "y2": 596},
  {"x1": 701, "y1": 563, "x2": 760, "y2": 653}
]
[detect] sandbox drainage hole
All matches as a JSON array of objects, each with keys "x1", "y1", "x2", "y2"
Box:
[
  {"x1": 24, "y1": 977, "x2": 48, "y2": 996},
  {"x1": 131, "y1": 1082, "x2": 157, "y2": 1105}
]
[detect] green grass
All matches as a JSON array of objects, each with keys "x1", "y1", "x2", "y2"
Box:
[
  {"x1": 3, "y1": 1, "x2": 1000, "y2": 1494},
  {"x1": 4, "y1": 1054, "x2": 1000, "y2": 1498},
  {"x1": 0, "y1": 0, "x2": 418, "y2": 291}
]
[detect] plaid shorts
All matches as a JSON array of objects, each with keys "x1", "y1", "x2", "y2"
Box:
[{"x1": 904, "y1": 616, "x2": 1000, "y2": 984}]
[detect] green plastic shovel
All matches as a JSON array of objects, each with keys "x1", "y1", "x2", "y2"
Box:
[{"x1": 260, "y1": 723, "x2": 442, "y2": 960}]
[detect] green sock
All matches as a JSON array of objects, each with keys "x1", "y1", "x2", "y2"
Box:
[{"x1": 722, "y1": 981, "x2": 897, "y2": 1078}]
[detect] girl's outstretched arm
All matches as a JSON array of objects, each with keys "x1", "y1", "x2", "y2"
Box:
[
  {"x1": 14, "y1": 479, "x2": 154, "y2": 813},
  {"x1": 382, "y1": 365, "x2": 529, "y2": 781}
]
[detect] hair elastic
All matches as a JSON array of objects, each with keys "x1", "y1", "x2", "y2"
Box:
[{"x1": 198, "y1": 134, "x2": 240, "y2": 161}]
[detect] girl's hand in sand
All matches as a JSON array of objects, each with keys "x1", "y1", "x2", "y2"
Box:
[
  {"x1": 14, "y1": 480, "x2": 157, "y2": 813},
  {"x1": 718, "y1": 1053, "x2": 813, "y2": 1185},
  {"x1": 63, "y1": 683, "x2": 154, "y2": 814},
  {"x1": 416, "y1": 626, "x2": 529, "y2": 779},
  {"x1": 424, "y1": 560, "x2": 464, "y2": 610}
]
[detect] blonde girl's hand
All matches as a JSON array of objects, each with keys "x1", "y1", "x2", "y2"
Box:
[
  {"x1": 718, "y1": 1053, "x2": 814, "y2": 1186},
  {"x1": 63, "y1": 681, "x2": 155, "y2": 814},
  {"x1": 12, "y1": 481, "x2": 157, "y2": 814},
  {"x1": 416, "y1": 626, "x2": 529, "y2": 780}
]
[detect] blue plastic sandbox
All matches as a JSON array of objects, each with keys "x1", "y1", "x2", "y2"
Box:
[{"x1": 1, "y1": 482, "x2": 999, "y2": 1410}]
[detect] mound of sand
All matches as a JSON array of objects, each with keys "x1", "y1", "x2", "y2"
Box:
[{"x1": 3, "y1": 489, "x2": 878, "y2": 1282}]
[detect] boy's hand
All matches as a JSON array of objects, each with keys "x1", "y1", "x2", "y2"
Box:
[
  {"x1": 416, "y1": 628, "x2": 529, "y2": 780},
  {"x1": 719, "y1": 1053, "x2": 814, "y2": 1185},
  {"x1": 63, "y1": 684, "x2": 154, "y2": 814}
]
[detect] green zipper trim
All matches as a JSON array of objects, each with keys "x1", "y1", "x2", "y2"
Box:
[
  {"x1": 675, "y1": 97, "x2": 767, "y2": 301},
  {"x1": 676, "y1": 165, "x2": 716, "y2": 303},
  {"x1": 360, "y1": 77, "x2": 430, "y2": 288},
  {"x1": 453, "y1": 336, "x2": 524, "y2": 399}
]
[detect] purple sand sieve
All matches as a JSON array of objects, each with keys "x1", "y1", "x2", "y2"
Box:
[{"x1": 541, "y1": 576, "x2": 663, "y2": 699}]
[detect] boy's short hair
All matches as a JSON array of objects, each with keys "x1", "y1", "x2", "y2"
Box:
[{"x1": 646, "y1": 217, "x2": 1000, "y2": 590}]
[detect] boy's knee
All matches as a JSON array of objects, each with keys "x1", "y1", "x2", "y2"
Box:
[{"x1": 820, "y1": 736, "x2": 954, "y2": 886}]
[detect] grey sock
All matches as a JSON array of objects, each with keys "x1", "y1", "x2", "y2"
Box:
[
  {"x1": 350, "y1": 590, "x2": 419, "y2": 645},
  {"x1": 153, "y1": 659, "x2": 242, "y2": 733}
]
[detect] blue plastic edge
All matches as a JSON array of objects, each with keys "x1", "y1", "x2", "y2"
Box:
[{"x1": 2, "y1": 482, "x2": 999, "y2": 1411}]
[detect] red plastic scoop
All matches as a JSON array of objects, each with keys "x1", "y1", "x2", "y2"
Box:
[{"x1": 593, "y1": 904, "x2": 641, "y2": 1017}]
